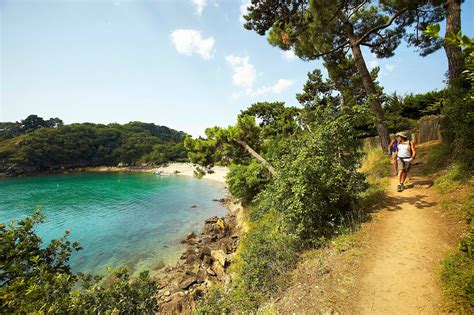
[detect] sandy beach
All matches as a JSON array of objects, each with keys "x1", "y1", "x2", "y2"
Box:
[
  {"x1": 153, "y1": 163, "x2": 228, "y2": 184},
  {"x1": 82, "y1": 163, "x2": 228, "y2": 184}
]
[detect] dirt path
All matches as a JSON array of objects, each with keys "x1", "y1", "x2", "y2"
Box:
[
  {"x1": 354, "y1": 174, "x2": 451, "y2": 314},
  {"x1": 275, "y1": 143, "x2": 462, "y2": 314}
]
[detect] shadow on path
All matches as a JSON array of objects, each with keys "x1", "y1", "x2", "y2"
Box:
[{"x1": 384, "y1": 194, "x2": 437, "y2": 211}]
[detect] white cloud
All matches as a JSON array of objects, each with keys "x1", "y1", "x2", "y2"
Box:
[
  {"x1": 240, "y1": 0, "x2": 251, "y2": 23},
  {"x1": 192, "y1": 0, "x2": 207, "y2": 16},
  {"x1": 225, "y1": 54, "x2": 292, "y2": 97},
  {"x1": 225, "y1": 55, "x2": 256, "y2": 92},
  {"x1": 169, "y1": 29, "x2": 215, "y2": 60},
  {"x1": 385, "y1": 64, "x2": 395, "y2": 72},
  {"x1": 368, "y1": 59, "x2": 379, "y2": 69},
  {"x1": 251, "y1": 79, "x2": 293, "y2": 97},
  {"x1": 281, "y1": 49, "x2": 297, "y2": 61}
]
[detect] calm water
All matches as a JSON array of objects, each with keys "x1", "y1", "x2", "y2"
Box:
[{"x1": 0, "y1": 172, "x2": 227, "y2": 274}]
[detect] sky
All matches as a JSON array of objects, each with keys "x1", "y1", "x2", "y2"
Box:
[{"x1": 1, "y1": 0, "x2": 473, "y2": 136}]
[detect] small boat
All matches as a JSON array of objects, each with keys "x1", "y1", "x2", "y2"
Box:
[{"x1": 154, "y1": 170, "x2": 171, "y2": 176}]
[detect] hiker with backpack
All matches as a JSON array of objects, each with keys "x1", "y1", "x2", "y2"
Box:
[
  {"x1": 388, "y1": 134, "x2": 399, "y2": 176},
  {"x1": 394, "y1": 132, "x2": 416, "y2": 192}
]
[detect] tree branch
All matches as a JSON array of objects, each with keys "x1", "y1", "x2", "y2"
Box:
[
  {"x1": 311, "y1": 41, "x2": 350, "y2": 58},
  {"x1": 237, "y1": 140, "x2": 276, "y2": 175},
  {"x1": 327, "y1": 0, "x2": 348, "y2": 25},
  {"x1": 354, "y1": 8, "x2": 408, "y2": 46},
  {"x1": 360, "y1": 42, "x2": 375, "y2": 47},
  {"x1": 347, "y1": 0, "x2": 369, "y2": 20}
]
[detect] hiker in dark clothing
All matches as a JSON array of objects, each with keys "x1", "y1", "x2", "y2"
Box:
[{"x1": 388, "y1": 135, "x2": 399, "y2": 176}]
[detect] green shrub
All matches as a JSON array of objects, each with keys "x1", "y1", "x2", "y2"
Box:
[
  {"x1": 441, "y1": 227, "x2": 474, "y2": 313},
  {"x1": 423, "y1": 142, "x2": 452, "y2": 174},
  {"x1": 0, "y1": 211, "x2": 158, "y2": 313},
  {"x1": 360, "y1": 145, "x2": 391, "y2": 178},
  {"x1": 229, "y1": 214, "x2": 298, "y2": 311},
  {"x1": 198, "y1": 108, "x2": 368, "y2": 312},
  {"x1": 226, "y1": 161, "x2": 272, "y2": 205},
  {"x1": 435, "y1": 163, "x2": 472, "y2": 194},
  {"x1": 255, "y1": 111, "x2": 367, "y2": 242},
  {"x1": 194, "y1": 284, "x2": 231, "y2": 314},
  {"x1": 441, "y1": 87, "x2": 474, "y2": 170}
]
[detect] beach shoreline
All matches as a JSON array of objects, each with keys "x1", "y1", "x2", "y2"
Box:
[
  {"x1": 78, "y1": 163, "x2": 229, "y2": 184},
  {"x1": 1, "y1": 163, "x2": 229, "y2": 184}
]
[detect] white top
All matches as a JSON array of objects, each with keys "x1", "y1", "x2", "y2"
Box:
[{"x1": 398, "y1": 142, "x2": 411, "y2": 159}]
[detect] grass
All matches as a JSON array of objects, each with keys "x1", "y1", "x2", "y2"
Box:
[
  {"x1": 435, "y1": 163, "x2": 473, "y2": 194},
  {"x1": 422, "y1": 142, "x2": 452, "y2": 175},
  {"x1": 358, "y1": 145, "x2": 390, "y2": 211},
  {"x1": 331, "y1": 233, "x2": 356, "y2": 253},
  {"x1": 431, "y1": 149, "x2": 474, "y2": 313},
  {"x1": 440, "y1": 227, "x2": 474, "y2": 313},
  {"x1": 359, "y1": 145, "x2": 391, "y2": 179}
]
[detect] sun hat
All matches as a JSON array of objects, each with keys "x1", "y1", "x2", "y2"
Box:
[{"x1": 396, "y1": 131, "x2": 409, "y2": 138}]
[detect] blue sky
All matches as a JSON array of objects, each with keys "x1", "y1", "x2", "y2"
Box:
[{"x1": 1, "y1": 0, "x2": 473, "y2": 136}]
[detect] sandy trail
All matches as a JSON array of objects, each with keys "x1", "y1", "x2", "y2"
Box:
[
  {"x1": 274, "y1": 142, "x2": 462, "y2": 314},
  {"x1": 354, "y1": 172, "x2": 452, "y2": 314}
]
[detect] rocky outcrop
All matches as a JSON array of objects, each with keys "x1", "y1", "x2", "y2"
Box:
[
  {"x1": 155, "y1": 197, "x2": 242, "y2": 314},
  {"x1": 0, "y1": 165, "x2": 40, "y2": 177}
]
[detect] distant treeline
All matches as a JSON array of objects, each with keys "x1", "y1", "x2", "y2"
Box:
[{"x1": 0, "y1": 115, "x2": 188, "y2": 174}]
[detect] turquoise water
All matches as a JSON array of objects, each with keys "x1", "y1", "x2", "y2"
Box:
[{"x1": 0, "y1": 172, "x2": 227, "y2": 275}]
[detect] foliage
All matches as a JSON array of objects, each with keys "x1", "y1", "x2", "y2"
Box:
[
  {"x1": 242, "y1": 0, "x2": 437, "y2": 151},
  {"x1": 254, "y1": 108, "x2": 367, "y2": 241},
  {"x1": 0, "y1": 115, "x2": 63, "y2": 141},
  {"x1": 424, "y1": 23, "x2": 474, "y2": 86},
  {"x1": 440, "y1": 227, "x2": 474, "y2": 313},
  {"x1": 195, "y1": 105, "x2": 368, "y2": 312},
  {"x1": 357, "y1": 145, "x2": 390, "y2": 212},
  {"x1": 297, "y1": 62, "x2": 383, "y2": 137},
  {"x1": 226, "y1": 161, "x2": 272, "y2": 206},
  {"x1": 440, "y1": 87, "x2": 474, "y2": 170},
  {"x1": 423, "y1": 26, "x2": 474, "y2": 169},
  {"x1": 0, "y1": 211, "x2": 158, "y2": 313},
  {"x1": 0, "y1": 116, "x2": 188, "y2": 172},
  {"x1": 360, "y1": 145, "x2": 391, "y2": 179},
  {"x1": 185, "y1": 102, "x2": 301, "y2": 178},
  {"x1": 194, "y1": 284, "x2": 230, "y2": 314},
  {"x1": 422, "y1": 142, "x2": 452, "y2": 174},
  {"x1": 435, "y1": 163, "x2": 472, "y2": 194},
  {"x1": 384, "y1": 90, "x2": 446, "y2": 120},
  {"x1": 228, "y1": 213, "x2": 298, "y2": 312}
]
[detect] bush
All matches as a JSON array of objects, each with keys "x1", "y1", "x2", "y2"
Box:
[
  {"x1": 226, "y1": 161, "x2": 272, "y2": 205},
  {"x1": 0, "y1": 211, "x2": 158, "y2": 313},
  {"x1": 435, "y1": 163, "x2": 472, "y2": 194},
  {"x1": 359, "y1": 145, "x2": 391, "y2": 178},
  {"x1": 441, "y1": 87, "x2": 474, "y2": 170},
  {"x1": 255, "y1": 111, "x2": 367, "y2": 242},
  {"x1": 356, "y1": 146, "x2": 390, "y2": 213},
  {"x1": 423, "y1": 142, "x2": 452, "y2": 174},
  {"x1": 441, "y1": 227, "x2": 474, "y2": 312},
  {"x1": 229, "y1": 213, "x2": 298, "y2": 311}
]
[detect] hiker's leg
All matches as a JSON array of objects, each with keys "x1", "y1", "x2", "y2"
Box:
[
  {"x1": 397, "y1": 160, "x2": 404, "y2": 183},
  {"x1": 401, "y1": 170, "x2": 408, "y2": 184},
  {"x1": 392, "y1": 159, "x2": 397, "y2": 175}
]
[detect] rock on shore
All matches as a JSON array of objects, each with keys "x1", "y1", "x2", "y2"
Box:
[{"x1": 155, "y1": 198, "x2": 242, "y2": 313}]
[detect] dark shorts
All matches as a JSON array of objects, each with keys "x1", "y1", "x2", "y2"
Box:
[{"x1": 398, "y1": 158, "x2": 411, "y2": 171}]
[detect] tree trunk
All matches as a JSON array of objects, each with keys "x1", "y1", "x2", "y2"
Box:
[
  {"x1": 344, "y1": 23, "x2": 391, "y2": 153},
  {"x1": 237, "y1": 140, "x2": 276, "y2": 175},
  {"x1": 445, "y1": 0, "x2": 464, "y2": 86}
]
